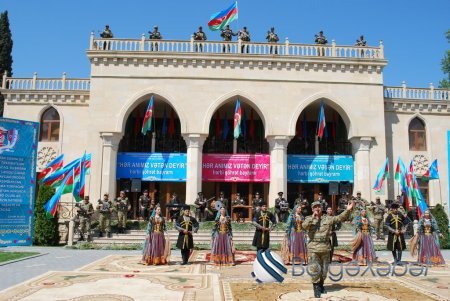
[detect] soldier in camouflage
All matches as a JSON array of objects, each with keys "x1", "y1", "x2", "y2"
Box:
[
  {"x1": 314, "y1": 30, "x2": 328, "y2": 56},
  {"x1": 266, "y1": 27, "x2": 280, "y2": 54},
  {"x1": 193, "y1": 26, "x2": 207, "y2": 52},
  {"x1": 302, "y1": 199, "x2": 354, "y2": 298},
  {"x1": 220, "y1": 25, "x2": 237, "y2": 52},
  {"x1": 97, "y1": 193, "x2": 113, "y2": 238},
  {"x1": 100, "y1": 25, "x2": 113, "y2": 50},
  {"x1": 238, "y1": 26, "x2": 251, "y2": 53},
  {"x1": 75, "y1": 196, "x2": 94, "y2": 241},
  {"x1": 372, "y1": 196, "x2": 386, "y2": 240},
  {"x1": 252, "y1": 192, "x2": 263, "y2": 216},
  {"x1": 115, "y1": 191, "x2": 131, "y2": 234},
  {"x1": 149, "y1": 26, "x2": 162, "y2": 51}
]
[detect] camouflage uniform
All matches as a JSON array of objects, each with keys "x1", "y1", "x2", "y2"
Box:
[
  {"x1": 372, "y1": 200, "x2": 385, "y2": 239},
  {"x1": 100, "y1": 25, "x2": 113, "y2": 50},
  {"x1": 220, "y1": 25, "x2": 237, "y2": 52},
  {"x1": 238, "y1": 27, "x2": 251, "y2": 53},
  {"x1": 193, "y1": 27, "x2": 207, "y2": 52},
  {"x1": 76, "y1": 199, "x2": 94, "y2": 241},
  {"x1": 302, "y1": 201, "x2": 352, "y2": 297},
  {"x1": 314, "y1": 31, "x2": 328, "y2": 56},
  {"x1": 115, "y1": 195, "x2": 131, "y2": 233},
  {"x1": 266, "y1": 27, "x2": 280, "y2": 54},
  {"x1": 149, "y1": 26, "x2": 162, "y2": 51},
  {"x1": 97, "y1": 196, "x2": 113, "y2": 237}
]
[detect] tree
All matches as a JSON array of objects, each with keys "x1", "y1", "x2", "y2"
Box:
[
  {"x1": 430, "y1": 204, "x2": 449, "y2": 249},
  {"x1": 0, "y1": 10, "x2": 13, "y2": 116},
  {"x1": 439, "y1": 29, "x2": 450, "y2": 89},
  {"x1": 33, "y1": 185, "x2": 60, "y2": 246}
]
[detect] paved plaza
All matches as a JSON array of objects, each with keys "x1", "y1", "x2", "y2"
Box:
[{"x1": 0, "y1": 247, "x2": 449, "y2": 300}]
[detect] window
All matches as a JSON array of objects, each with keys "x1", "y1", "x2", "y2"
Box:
[
  {"x1": 39, "y1": 107, "x2": 60, "y2": 142},
  {"x1": 408, "y1": 118, "x2": 426, "y2": 151}
]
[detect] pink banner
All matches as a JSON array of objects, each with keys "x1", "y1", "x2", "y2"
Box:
[{"x1": 202, "y1": 154, "x2": 270, "y2": 182}]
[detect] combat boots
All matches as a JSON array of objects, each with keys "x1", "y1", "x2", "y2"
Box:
[
  {"x1": 319, "y1": 279, "x2": 326, "y2": 294},
  {"x1": 313, "y1": 284, "x2": 321, "y2": 298}
]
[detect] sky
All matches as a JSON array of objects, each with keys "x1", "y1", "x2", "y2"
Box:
[{"x1": 1, "y1": 0, "x2": 449, "y2": 87}]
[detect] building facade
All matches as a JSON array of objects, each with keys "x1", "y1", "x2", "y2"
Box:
[{"x1": 2, "y1": 34, "x2": 449, "y2": 219}]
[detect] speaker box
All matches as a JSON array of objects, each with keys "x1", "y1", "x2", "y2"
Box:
[
  {"x1": 131, "y1": 179, "x2": 141, "y2": 193},
  {"x1": 329, "y1": 182, "x2": 339, "y2": 195}
]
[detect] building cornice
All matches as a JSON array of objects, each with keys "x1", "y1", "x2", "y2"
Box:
[
  {"x1": 1, "y1": 90, "x2": 90, "y2": 106},
  {"x1": 384, "y1": 98, "x2": 450, "y2": 114}
]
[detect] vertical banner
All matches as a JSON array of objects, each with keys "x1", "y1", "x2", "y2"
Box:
[{"x1": 0, "y1": 118, "x2": 39, "y2": 246}]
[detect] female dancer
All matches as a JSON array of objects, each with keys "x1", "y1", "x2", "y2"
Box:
[
  {"x1": 352, "y1": 209, "x2": 376, "y2": 265},
  {"x1": 211, "y1": 207, "x2": 235, "y2": 266},
  {"x1": 410, "y1": 210, "x2": 445, "y2": 266},
  {"x1": 282, "y1": 205, "x2": 308, "y2": 264},
  {"x1": 142, "y1": 206, "x2": 170, "y2": 265}
]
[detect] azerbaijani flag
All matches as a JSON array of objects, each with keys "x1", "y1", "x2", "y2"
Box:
[
  {"x1": 373, "y1": 158, "x2": 389, "y2": 192},
  {"x1": 233, "y1": 99, "x2": 242, "y2": 139},
  {"x1": 38, "y1": 154, "x2": 64, "y2": 184},
  {"x1": 394, "y1": 157, "x2": 406, "y2": 182},
  {"x1": 208, "y1": 2, "x2": 238, "y2": 31},
  {"x1": 44, "y1": 168, "x2": 74, "y2": 218},
  {"x1": 73, "y1": 152, "x2": 87, "y2": 202},
  {"x1": 423, "y1": 159, "x2": 439, "y2": 180},
  {"x1": 141, "y1": 95, "x2": 154, "y2": 135},
  {"x1": 42, "y1": 157, "x2": 81, "y2": 188},
  {"x1": 412, "y1": 174, "x2": 429, "y2": 217},
  {"x1": 316, "y1": 100, "x2": 326, "y2": 139}
]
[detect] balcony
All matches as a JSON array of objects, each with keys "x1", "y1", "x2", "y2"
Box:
[
  {"x1": 384, "y1": 81, "x2": 449, "y2": 101},
  {"x1": 89, "y1": 33, "x2": 385, "y2": 60}
]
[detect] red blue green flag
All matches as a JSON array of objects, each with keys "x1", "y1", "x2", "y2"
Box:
[
  {"x1": 141, "y1": 96, "x2": 154, "y2": 135},
  {"x1": 233, "y1": 99, "x2": 242, "y2": 139},
  {"x1": 38, "y1": 154, "x2": 64, "y2": 184},
  {"x1": 373, "y1": 158, "x2": 389, "y2": 192},
  {"x1": 208, "y1": 2, "x2": 238, "y2": 31},
  {"x1": 44, "y1": 168, "x2": 74, "y2": 218},
  {"x1": 422, "y1": 159, "x2": 439, "y2": 180},
  {"x1": 316, "y1": 100, "x2": 326, "y2": 139}
]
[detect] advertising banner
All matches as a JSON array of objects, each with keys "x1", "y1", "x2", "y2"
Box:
[
  {"x1": 202, "y1": 154, "x2": 270, "y2": 182},
  {"x1": 287, "y1": 155, "x2": 354, "y2": 183},
  {"x1": 0, "y1": 118, "x2": 39, "y2": 246},
  {"x1": 117, "y1": 152, "x2": 187, "y2": 182}
]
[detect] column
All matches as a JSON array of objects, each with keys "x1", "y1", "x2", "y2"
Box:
[
  {"x1": 183, "y1": 134, "x2": 207, "y2": 205},
  {"x1": 100, "y1": 132, "x2": 122, "y2": 199},
  {"x1": 351, "y1": 137, "x2": 373, "y2": 201},
  {"x1": 267, "y1": 136, "x2": 291, "y2": 208}
]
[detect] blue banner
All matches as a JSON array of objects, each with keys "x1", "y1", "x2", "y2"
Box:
[
  {"x1": 117, "y1": 152, "x2": 187, "y2": 182},
  {"x1": 287, "y1": 155, "x2": 354, "y2": 183},
  {"x1": 0, "y1": 118, "x2": 39, "y2": 246}
]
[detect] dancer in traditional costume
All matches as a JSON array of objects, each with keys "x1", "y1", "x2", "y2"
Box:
[
  {"x1": 211, "y1": 207, "x2": 235, "y2": 266},
  {"x1": 409, "y1": 209, "x2": 445, "y2": 266},
  {"x1": 385, "y1": 203, "x2": 409, "y2": 264},
  {"x1": 352, "y1": 209, "x2": 376, "y2": 265},
  {"x1": 142, "y1": 206, "x2": 170, "y2": 265},
  {"x1": 252, "y1": 201, "x2": 277, "y2": 251},
  {"x1": 176, "y1": 205, "x2": 199, "y2": 265},
  {"x1": 282, "y1": 205, "x2": 308, "y2": 264}
]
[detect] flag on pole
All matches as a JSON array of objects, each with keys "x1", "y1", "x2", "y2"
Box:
[
  {"x1": 41, "y1": 157, "x2": 81, "y2": 188},
  {"x1": 208, "y1": 2, "x2": 238, "y2": 31},
  {"x1": 73, "y1": 152, "x2": 87, "y2": 202},
  {"x1": 423, "y1": 159, "x2": 439, "y2": 180},
  {"x1": 316, "y1": 100, "x2": 326, "y2": 139},
  {"x1": 38, "y1": 154, "x2": 64, "y2": 184},
  {"x1": 233, "y1": 99, "x2": 242, "y2": 139},
  {"x1": 373, "y1": 158, "x2": 389, "y2": 192},
  {"x1": 222, "y1": 113, "x2": 229, "y2": 140},
  {"x1": 412, "y1": 174, "x2": 429, "y2": 216},
  {"x1": 141, "y1": 96, "x2": 154, "y2": 135},
  {"x1": 394, "y1": 157, "x2": 407, "y2": 182},
  {"x1": 44, "y1": 168, "x2": 74, "y2": 218}
]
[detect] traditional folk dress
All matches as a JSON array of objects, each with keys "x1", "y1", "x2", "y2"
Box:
[
  {"x1": 252, "y1": 210, "x2": 277, "y2": 251},
  {"x1": 176, "y1": 214, "x2": 199, "y2": 264},
  {"x1": 410, "y1": 215, "x2": 445, "y2": 266},
  {"x1": 385, "y1": 211, "x2": 409, "y2": 263},
  {"x1": 352, "y1": 215, "x2": 376, "y2": 265},
  {"x1": 142, "y1": 214, "x2": 170, "y2": 265},
  {"x1": 211, "y1": 215, "x2": 235, "y2": 265},
  {"x1": 282, "y1": 210, "x2": 308, "y2": 264}
]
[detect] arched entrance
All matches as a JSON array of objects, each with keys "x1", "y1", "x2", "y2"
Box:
[
  {"x1": 201, "y1": 96, "x2": 269, "y2": 221},
  {"x1": 287, "y1": 100, "x2": 353, "y2": 211},
  {"x1": 117, "y1": 95, "x2": 187, "y2": 219}
]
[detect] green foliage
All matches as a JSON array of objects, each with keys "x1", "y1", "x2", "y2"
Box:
[
  {"x1": 439, "y1": 29, "x2": 450, "y2": 89},
  {"x1": 33, "y1": 185, "x2": 60, "y2": 246},
  {"x1": 0, "y1": 252, "x2": 39, "y2": 263},
  {"x1": 430, "y1": 204, "x2": 449, "y2": 248}
]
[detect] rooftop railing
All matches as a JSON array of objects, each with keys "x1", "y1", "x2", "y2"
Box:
[
  {"x1": 89, "y1": 33, "x2": 384, "y2": 60},
  {"x1": 1, "y1": 72, "x2": 90, "y2": 91},
  {"x1": 384, "y1": 82, "x2": 450, "y2": 101}
]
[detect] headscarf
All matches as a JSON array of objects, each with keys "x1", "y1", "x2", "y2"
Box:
[{"x1": 285, "y1": 205, "x2": 300, "y2": 236}]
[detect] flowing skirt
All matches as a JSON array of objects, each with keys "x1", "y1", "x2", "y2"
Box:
[
  {"x1": 289, "y1": 231, "x2": 308, "y2": 264},
  {"x1": 211, "y1": 232, "x2": 234, "y2": 265},
  {"x1": 418, "y1": 234, "x2": 445, "y2": 265},
  {"x1": 353, "y1": 232, "x2": 376, "y2": 265},
  {"x1": 143, "y1": 232, "x2": 167, "y2": 265}
]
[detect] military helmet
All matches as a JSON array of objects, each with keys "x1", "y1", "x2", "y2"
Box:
[{"x1": 311, "y1": 200, "x2": 321, "y2": 208}]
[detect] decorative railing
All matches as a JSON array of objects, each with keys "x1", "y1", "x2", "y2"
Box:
[
  {"x1": 384, "y1": 82, "x2": 450, "y2": 101},
  {"x1": 90, "y1": 33, "x2": 384, "y2": 60},
  {"x1": 1, "y1": 72, "x2": 90, "y2": 91}
]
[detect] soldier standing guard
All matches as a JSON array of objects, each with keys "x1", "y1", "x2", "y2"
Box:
[
  {"x1": 355, "y1": 34, "x2": 367, "y2": 57},
  {"x1": 169, "y1": 192, "x2": 181, "y2": 222},
  {"x1": 252, "y1": 202, "x2": 277, "y2": 251},
  {"x1": 100, "y1": 25, "x2": 113, "y2": 50},
  {"x1": 232, "y1": 192, "x2": 245, "y2": 222},
  {"x1": 317, "y1": 192, "x2": 328, "y2": 214},
  {"x1": 275, "y1": 192, "x2": 289, "y2": 223},
  {"x1": 216, "y1": 191, "x2": 229, "y2": 213},
  {"x1": 266, "y1": 27, "x2": 280, "y2": 54},
  {"x1": 139, "y1": 190, "x2": 151, "y2": 221},
  {"x1": 97, "y1": 193, "x2": 113, "y2": 238},
  {"x1": 75, "y1": 196, "x2": 94, "y2": 241},
  {"x1": 193, "y1": 26, "x2": 207, "y2": 52},
  {"x1": 194, "y1": 191, "x2": 207, "y2": 222},
  {"x1": 385, "y1": 203, "x2": 409, "y2": 264},
  {"x1": 294, "y1": 192, "x2": 304, "y2": 208},
  {"x1": 176, "y1": 205, "x2": 199, "y2": 265},
  {"x1": 302, "y1": 199, "x2": 354, "y2": 298},
  {"x1": 238, "y1": 26, "x2": 251, "y2": 53},
  {"x1": 149, "y1": 25, "x2": 163, "y2": 51},
  {"x1": 252, "y1": 192, "x2": 263, "y2": 216},
  {"x1": 372, "y1": 196, "x2": 386, "y2": 240},
  {"x1": 314, "y1": 30, "x2": 328, "y2": 56},
  {"x1": 220, "y1": 24, "x2": 237, "y2": 53},
  {"x1": 115, "y1": 191, "x2": 131, "y2": 233}
]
